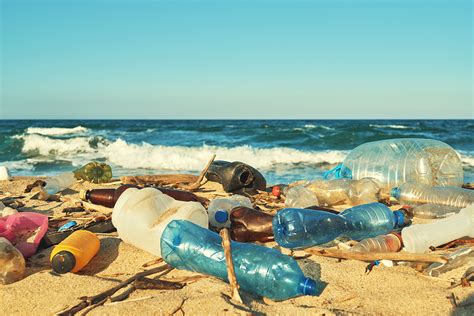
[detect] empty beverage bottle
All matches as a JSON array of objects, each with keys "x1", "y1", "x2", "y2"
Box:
[
  {"x1": 391, "y1": 183, "x2": 474, "y2": 208},
  {"x1": 80, "y1": 185, "x2": 200, "y2": 208},
  {"x1": 350, "y1": 233, "x2": 402, "y2": 253},
  {"x1": 73, "y1": 161, "x2": 113, "y2": 184},
  {"x1": 325, "y1": 138, "x2": 463, "y2": 190},
  {"x1": 306, "y1": 178, "x2": 380, "y2": 207},
  {"x1": 160, "y1": 220, "x2": 318, "y2": 301},
  {"x1": 407, "y1": 204, "x2": 462, "y2": 219},
  {"x1": 273, "y1": 202, "x2": 408, "y2": 249},
  {"x1": 402, "y1": 205, "x2": 474, "y2": 253},
  {"x1": 112, "y1": 187, "x2": 208, "y2": 256},
  {"x1": 230, "y1": 206, "x2": 275, "y2": 242},
  {"x1": 0, "y1": 237, "x2": 25, "y2": 284},
  {"x1": 44, "y1": 172, "x2": 77, "y2": 195},
  {"x1": 50, "y1": 230, "x2": 100, "y2": 274},
  {"x1": 424, "y1": 246, "x2": 474, "y2": 277},
  {"x1": 207, "y1": 195, "x2": 252, "y2": 228},
  {"x1": 284, "y1": 185, "x2": 319, "y2": 208}
]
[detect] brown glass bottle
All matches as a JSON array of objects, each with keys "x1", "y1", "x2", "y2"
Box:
[
  {"x1": 80, "y1": 185, "x2": 201, "y2": 208},
  {"x1": 229, "y1": 206, "x2": 275, "y2": 243}
]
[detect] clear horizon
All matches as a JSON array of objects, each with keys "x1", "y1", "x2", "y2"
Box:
[{"x1": 1, "y1": 0, "x2": 472, "y2": 119}]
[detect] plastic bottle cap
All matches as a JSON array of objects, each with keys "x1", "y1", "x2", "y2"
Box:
[
  {"x1": 79, "y1": 189, "x2": 88, "y2": 201},
  {"x1": 299, "y1": 277, "x2": 317, "y2": 296},
  {"x1": 51, "y1": 251, "x2": 76, "y2": 274},
  {"x1": 393, "y1": 210, "x2": 406, "y2": 228},
  {"x1": 215, "y1": 210, "x2": 229, "y2": 223},
  {"x1": 391, "y1": 187, "x2": 401, "y2": 200}
]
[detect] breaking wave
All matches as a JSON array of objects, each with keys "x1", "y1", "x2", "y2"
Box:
[{"x1": 26, "y1": 126, "x2": 88, "y2": 136}]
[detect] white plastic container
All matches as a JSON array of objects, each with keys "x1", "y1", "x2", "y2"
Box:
[
  {"x1": 0, "y1": 166, "x2": 11, "y2": 181},
  {"x1": 284, "y1": 185, "x2": 319, "y2": 209},
  {"x1": 0, "y1": 237, "x2": 25, "y2": 285},
  {"x1": 401, "y1": 205, "x2": 474, "y2": 253},
  {"x1": 112, "y1": 187, "x2": 208, "y2": 257},
  {"x1": 207, "y1": 195, "x2": 252, "y2": 228},
  {"x1": 44, "y1": 172, "x2": 77, "y2": 194}
]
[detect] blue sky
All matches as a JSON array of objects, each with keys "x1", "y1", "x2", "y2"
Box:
[{"x1": 0, "y1": 0, "x2": 472, "y2": 119}]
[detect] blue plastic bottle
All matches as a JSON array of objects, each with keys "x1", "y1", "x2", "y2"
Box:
[
  {"x1": 273, "y1": 202, "x2": 406, "y2": 249},
  {"x1": 160, "y1": 220, "x2": 317, "y2": 301}
]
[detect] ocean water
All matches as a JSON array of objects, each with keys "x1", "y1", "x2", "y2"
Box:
[{"x1": 0, "y1": 120, "x2": 473, "y2": 184}]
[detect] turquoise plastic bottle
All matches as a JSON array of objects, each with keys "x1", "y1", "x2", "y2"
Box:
[
  {"x1": 160, "y1": 220, "x2": 317, "y2": 301},
  {"x1": 273, "y1": 202, "x2": 406, "y2": 249}
]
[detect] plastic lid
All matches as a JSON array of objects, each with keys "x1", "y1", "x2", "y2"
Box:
[
  {"x1": 79, "y1": 189, "x2": 88, "y2": 201},
  {"x1": 215, "y1": 210, "x2": 229, "y2": 223},
  {"x1": 51, "y1": 251, "x2": 76, "y2": 274},
  {"x1": 393, "y1": 210, "x2": 405, "y2": 228},
  {"x1": 299, "y1": 277, "x2": 317, "y2": 296},
  {"x1": 391, "y1": 187, "x2": 401, "y2": 200}
]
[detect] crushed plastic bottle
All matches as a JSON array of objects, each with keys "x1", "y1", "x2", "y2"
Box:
[
  {"x1": 326, "y1": 138, "x2": 463, "y2": 190},
  {"x1": 112, "y1": 187, "x2": 208, "y2": 256},
  {"x1": 424, "y1": 246, "x2": 474, "y2": 277},
  {"x1": 408, "y1": 204, "x2": 462, "y2": 219},
  {"x1": 273, "y1": 203, "x2": 407, "y2": 249},
  {"x1": 44, "y1": 172, "x2": 77, "y2": 195},
  {"x1": 160, "y1": 220, "x2": 318, "y2": 301},
  {"x1": 306, "y1": 178, "x2": 380, "y2": 207},
  {"x1": 350, "y1": 233, "x2": 402, "y2": 253},
  {"x1": 401, "y1": 205, "x2": 474, "y2": 253},
  {"x1": 207, "y1": 195, "x2": 253, "y2": 228},
  {"x1": 391, "y1": 183, "x2": 474, "y2": 208},
  {"x1": 0, "y1": 237, "x2": 25, "y2": 284},
  {"x1": 284, "y1": 185, "x2": 319, "y2": 208}
]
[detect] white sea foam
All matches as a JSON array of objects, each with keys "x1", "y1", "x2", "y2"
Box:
[
  {"x1": 369, "y1": 124, "x2": 412, "y2": 129},
  {"x1": 15, "y1": 134, "x2": 98, "y2": 155},
  {"x1": 26, "y1": 126, "x2": 88, "y2": 136}
]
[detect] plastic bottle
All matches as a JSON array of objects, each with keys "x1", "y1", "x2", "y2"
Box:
[
  {"x1": 112, "y1": 187, "x2": 208, "y2": 256},
  {"x1": 409, "y1": 204, "x2": 462, "y2": 219},
  {"x1": 0, "y1": 166, "x2": 11, "y2": 181},
  {"x1": 306, "y1": 178, "x2": 380, "y2": 207},
  {"x1": 44, "y1": 172, "x2": 77, "y2": 195},
  {"x1": 50, "y1": 230, "x2": 100, "y2": 273},
  {"x1": 0, "y1": 237, "x2": 25, "y2": 284},
  {"x1": 273, "y1": 203, "x2": 407, "y2": 249},
  {"x1": 401, "y1": 205, "x2": 474, "y2": 253},
  {"x1": 423, "y1": 246, "x2": 474, "y2": 277},
  {"x1": 391, "y1": 183, "x2": 474, "y2": 208},
  {"x1": 73, "y1": 161, "x2": 113, "y2": 184},
  {"x1": 207, "y1": 195, "x2": 252, "y2": 228},
  {"x1": 80, "y1": 185, "x2": 200, "y2": 208},
  {"x1": 350, "y1": 233, "x2": 402, "y2": 253},
  {"x1": 284, "y1": 185, "x2": 319, "y2": 208},
  {"x1": 326, "y1": 138, "x2": 463, "y2": 190},
  {"x1": 229, "y1": 206, "x2": 275, "y2": 242},
  {"x1": 160, "y1": 220, "x2": 317, "y2": 301}
]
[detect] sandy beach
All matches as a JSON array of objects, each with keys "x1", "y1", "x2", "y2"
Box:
[{"x1": 1, "y1": 176, "x2": 473, "y2": 315}]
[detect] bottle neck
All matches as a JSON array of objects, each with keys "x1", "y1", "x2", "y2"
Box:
[{"x1": 298, "y1": 277, "x2": 317, "y2": 296}]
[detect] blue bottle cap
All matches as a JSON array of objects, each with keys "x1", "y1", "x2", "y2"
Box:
[
  {"x1": 391, "y1": 187, "x2": 401, "y2": 200},
  {"x1": 299, "y1": 277, "x2": 317, "y2": 296},
  {"x1": 393, "y1": 210, "x2": 405, "y2": 227},
  {"x1": 214, "y1": 210, "x2": 229, "y2": 223},
  {"x1": 58, "y1": 221, "x2": 78, "y2": 232}
]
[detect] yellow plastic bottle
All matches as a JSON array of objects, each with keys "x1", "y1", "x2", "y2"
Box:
[{"x1": 50, "y1": 230, "x2": 100, "y2": 273}]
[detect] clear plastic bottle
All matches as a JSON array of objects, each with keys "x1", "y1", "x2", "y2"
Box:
[
  {"x1": 327, "y1": 138, "x2": 463, "y2": 190},
  {"x1": 423, "y1": 246, "x2": 474, "y2": 277},
  {"x1": 350, "y1": 233, "x2": 402, "y2": 253},
  {"x1": 401, "y1": 205, "x2": 474, "y2": 253},
  {"x1": 112, "y1": 187, "x2": 208, "y2": 256},
  {"x1": 409, "y1": 204, "x2": 462, "y2": 219},
  {"x1": 284, "y1": 185, "x2": 319, "y2": 208},
  {"x1": 207, "y1": 195, "x2": 252, "y2": 228},
  {"x1": 160, "y1": 220, "x2": 317, "y2": 301},
  {"x1": 0, "y1": 237, "x2": 25, "y2": 284},
  {"x1": 306, "y1": 178, "x2": 380, "y2": 207},
  {"x1": 391, "y1": 183, "x2": 474, "y2": 208},
  {"x1": 44, "y1": 172, "x2": 77, "y2": 195},
  {"x1": 273, "y1": 202, "x2": 407, "y2": 249}
]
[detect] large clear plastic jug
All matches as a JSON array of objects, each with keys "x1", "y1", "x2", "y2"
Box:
[{"x1": 327, "y1": 138, "x2": 463, "y2": 190}]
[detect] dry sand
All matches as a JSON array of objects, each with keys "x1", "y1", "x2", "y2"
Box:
[{"x1": 1, "y1": 177, "x2": 473, "y2": 315}]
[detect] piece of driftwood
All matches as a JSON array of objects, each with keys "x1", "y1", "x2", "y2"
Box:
[
  {"x1": 220, "y1": 228, "x2": 243, "y2": 304},
  {"x1": 183, "y1": 154, "x2": 216, "y2": 191},
  {"x1": 120, "y1": 174, "x2": 199, "y2": 186},
  {"x1": 57, "y1": 264, "x2": 171, "y2": 315},
  {"x1": 305, "y1": 247, "x2": 448, "y2": 264},
  {"x1": 133, "y1": 277, "x2": 184, "y2": 290}
]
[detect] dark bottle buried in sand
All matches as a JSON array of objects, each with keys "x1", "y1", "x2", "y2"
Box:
[
  {"x1": 229, "y1": 206, "x2": 275, "y2": 243},
  {"x1": 80, "y1": 185, "x2": 201, "y2": 208}
]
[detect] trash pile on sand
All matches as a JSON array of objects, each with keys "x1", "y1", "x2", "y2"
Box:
[{"x1": 1, "y1": 138, "x2": 473, "y2": 315}]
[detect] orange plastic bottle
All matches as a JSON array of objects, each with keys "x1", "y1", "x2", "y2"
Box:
[{"x1": 50, "y1": 230, "x2": 100, "y2": 273}]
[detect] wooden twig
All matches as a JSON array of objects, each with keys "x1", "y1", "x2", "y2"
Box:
[
  {"x1": 305, "y1": 247, "x2": 448, "y2": 264},
  {"x1": 220, "y1": 228, "x2": 243, "y2": 304},
  {"x1": 168, "y1": 298, "x2": 187, "y2": 316},
  {"x1": 185, "y1": 154, "x2": 216, "y2": 191}
]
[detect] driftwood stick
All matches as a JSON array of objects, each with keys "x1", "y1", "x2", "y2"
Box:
[
  {"x1": 57, "y1": 264, "x2": 171, "y2": 315},
  {"x1": 185, "y1": 154, "x2": 216, "y2": 191},
  {"x1": 220, "y1": 228, "x2": 243, "y2": 304},
  {"x1": 305, "y1": 247, "x2": 448, "y2": 264}
]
